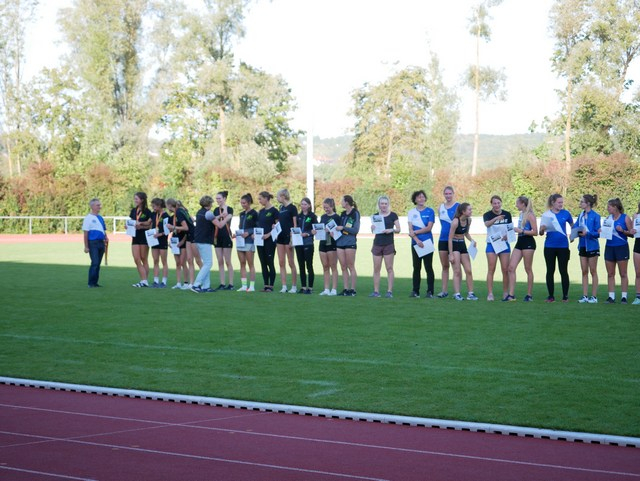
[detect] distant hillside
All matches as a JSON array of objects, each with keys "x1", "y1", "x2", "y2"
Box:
[{"x1": 298, "y1": 133, "x2": 559, "y2": 170}]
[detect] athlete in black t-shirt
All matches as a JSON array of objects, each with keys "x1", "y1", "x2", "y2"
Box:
[
  {"x1": 130, "y1": 192, "x2": 152, "y2": 287},
  {"x1": 212, "y1": 191, "x2": 234, "y2": 290},
  {"x1": 276, "y1": 189, "x2": 298, "y2": 293}
]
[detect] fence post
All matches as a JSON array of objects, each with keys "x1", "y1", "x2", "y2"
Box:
[
  {"x1": 29, "y1": 217, "x2": 33, "y2": 235},
  {"x1": 64, "y1": 217, "x2": 68, "y2": 234}
]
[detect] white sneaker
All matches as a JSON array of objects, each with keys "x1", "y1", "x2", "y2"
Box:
[
  {"x1": 237, "y1": 286, "x2": 248, "y2": 292},
  {"x1": 288, "y1": 287, "x2": 297, "y2": 294},
  {"x1": 247, "y1": 286, "x2": 255, "y2": 292},
  {"x1": 172, "y1": 284, "x2": 182, "y2": 289},
  {"x1": 632, "y1": 297, "x2": 640, "y2": 305},
  {"x1": 487, "y1": 293, "x2": 494, "y2": 301},
  {"x1": 329, "y1": 289, "x2": 337, "y2": 296},
  {"x1": 319, "y1": 289, "x2": 330, "y2": 296},
  {"x1": 181, "y1": 283, "x2": 191, "y2": 290},
  {"x1": 588, "y1": 296, "x2": 598, "y2": 304},
  {"x1": 280, "y1": 286, "x2": 288, "y2": 293},
  {"x1": 578, "y1": 295, "x2": 588, "y2": 303}
]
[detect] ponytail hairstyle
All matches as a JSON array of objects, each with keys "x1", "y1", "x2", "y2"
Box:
[
  {"x1": 517, "y1": 195, "x2": 534, "y2": 218},
  {"x1": 241, "y1": 193, "x2": 253, "y2": 205},
  {"x1": 455, "y1": 202, "x2": 470, "y2": 219},
  {"x1": 217, "y1": 190, "x2": 228, "y2": 200},
  {"x1": 342, "y1": 194, "x2": 357, "y2": 211},
  {"x1": 134, "y1": 191, "x2": 148, "y2": 211},
  {"x1": 323, "y1": 198, "x2": 336, "y2": 213},
  {"x1": 582, "y1": 194, "x2": 597, "y2": 208},
  {"x1": 547, "y1": 193, "x2": 563, "y2": 209},
  {"x1": 199, "y1": 195, "x2": 214, "y2": 208},
  {"x1": 151, "y1": 197, "x2": 166, "y2": 209},
  {"x1": 259, "y1": 191, "x2": 273, "y2": 201},
  {"x1": 608, "y1": 197, "x2": 624, "y2": 213}
]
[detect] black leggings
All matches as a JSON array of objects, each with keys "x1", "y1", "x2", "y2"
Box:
[
  {"x1": 257, "y1": 239, "x2": 276, "y2": 287},
  {"x1": 544, "y1": 247, "x2": 570, "y2": 298},
  {"x1": 295, "y1": 245, "x2": 315, "y2": 288},
  {"x1": 412, "y1": 248, "x2": 434, "y2": 294}
]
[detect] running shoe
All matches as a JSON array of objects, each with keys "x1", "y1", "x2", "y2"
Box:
[
  {"x1": 288, "y1": 287, "x2": 297, "y2": 294},
  {"x1": 385, "y1": 291, "x2": 393, "y2": 298},
  {"x1": 247, "y1": 287, "x2": 255, "y2": 292},
  {"x1": 453, "y1": 293, "x2": 464, "y2": 301},
  {"x1": 425, "y1": 291, "x2": 434, "y2": 299},
  {"x1": 151, "y1": 281, "x2": 160, "y2": 288},
  {"x1": 329, "y1": 289, "x2": 337, "y2": 296},
  {"x1": 587, "y1": 296, "x2": 598, "y2": 304},
  {"x1": 202, "y1": 287, "x2": 216, "y2": 293},
  {"x1": 606, "y1": 297, "x2": 615, "y2": 304},
  {"x1": 621, "y1": 297, "x2": 628, "y2": 304},
  {"x1": 632, "y1": 297, "x2": 640, "y2": 305},
  {"x1": 159, "y1": 282, "x2": 167, "y2": 289},
  {"x1": 171, "y1": 284, "x2": 182, "y2": 290},
  {"x1": 190, "y1": 285, "x2": 202, "y2": 293},
  {"x1": 369, "y1": 291, "x2": 381, "y2": 298},
  {"x1": 545, "y1": 296, "x2": 555, "y2": 303},
  {"x1": 487, "y1": 293, "x2": 494, "y2": 301},
  {"x1": 409, "y1": 291, "x2": 419, "y2": 298},
  {"x1": 237, "y1": 286, "x2": 248, "y2": 292},
  {"x1": 224, "y1": 284, "x2": 234, "y2": 291},
  {"x1": 467, "y1": 293, "x2": 478, "y2": 301},
  {"x1": 280, "y1": 286, "x2": 288, "y2": 293},
  {"x1": 319, "y1": 289, "x2": 330, "y2": 296},
  {"x1": 304, "y1": 289, "x2": 312, "y2": 294},
  {"x1": 181, "y1": 283, "x2": 191, "y2": 290},
  {"x1": 562, "y1": 296, "x2": 569, "y2": 303},
  {"x1": 577, "y1": 295, "x2": 588, "y2": 303},
  {"x1": 502, "y1": 295, "x2": 516, "y2": 302},
  {"x1": 349, "y1": 290, "x2": 357, "y2": 297},
  {"x1": 132, "y1": 282, "x2": 147, "y2": 288},
  {"x1": 214, "y1": 284, "x2": 226, "y2": 292},
  {"x1": 436, "y1": 292, "x2": 449, "y2": 299},
  {"x1": 339, "y1": 289, "x2": 349, "y2": 296},
  {"x1": 523, "y1": 295, "x2": 533, "y2": 302}
]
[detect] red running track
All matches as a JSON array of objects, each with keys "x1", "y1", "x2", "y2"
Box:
[{"x1": 0, "y1": 384, "x2": 638, "y2": 481}]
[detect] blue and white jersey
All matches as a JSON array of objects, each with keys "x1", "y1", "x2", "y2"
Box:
[
  {"x1": 408, "y1": 206, "x2": 435, "y2": 245},
  {"x1": 82, "y1": 214, "x2": 106, "y2": 241},
  {"x1": 606, "y1": 213, "x2": 629, "y2": 247},
  {"x1": 576, "y1": 210, "x2": 601, "y2": 252},
  {"x1": 544, "y1": 209, "x2": 573, "y2": 248},
  {"x1": 438, "y1": 203, "x2": 459, "y2": 242}
]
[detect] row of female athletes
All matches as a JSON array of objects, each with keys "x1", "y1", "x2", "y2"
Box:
[{"x1": 123, "y1": 187, "x2": 640, "y2": 303}]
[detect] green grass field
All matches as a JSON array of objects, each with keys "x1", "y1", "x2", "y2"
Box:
[{"x1": 1, "y1": 236, "x2": 639, "y2": 437}]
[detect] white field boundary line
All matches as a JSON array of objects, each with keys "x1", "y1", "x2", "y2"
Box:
[
  {"x1": 2, "y1": 377, "x2": 639, "y2": 449},
  {"x1": 0, "y1": 465, "x2": 97, "y2": 481}
]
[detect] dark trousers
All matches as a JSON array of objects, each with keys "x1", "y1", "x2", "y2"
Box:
[
  {"x1": 544, "y1": 247, "x2": 570, "y2": 298},
  {"x1": 295, "y1": 245, "x2": 315, "y2": 288},
  {"x1": 257, "y1": 238, "x2": 276, "y2": 286},
  {"x1": 88, "y1": 240, "x2": 105, "y2": 286},
  {"x1": 412, "y1": 248, "x2": 434, "y2": 294}
]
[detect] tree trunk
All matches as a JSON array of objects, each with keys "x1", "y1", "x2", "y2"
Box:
[
  {"x1": 471, "y1": 18, "x2": 480, "y2": 177},
  {"x1": 564, "y1": 78, "x2": 572, "y2": 173}
]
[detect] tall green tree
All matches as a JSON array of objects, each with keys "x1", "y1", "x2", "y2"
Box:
[
  {"x1": 466, "y1": 0, "x2": 506, "y2": 177},
  {"x1": 0, "y1": 0, "x2": 39, "y2": 177}
]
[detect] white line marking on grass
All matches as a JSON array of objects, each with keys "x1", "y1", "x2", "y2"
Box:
[
  {"x1": 0, "y1": 432, "x2": 391, "y2": 481},
  {"x1": 0, "y1": 465, "x2": 97, "y2": 480},
  {"x1": 299, "y1": 380, "x2": 337, "y2": 386},
  {"x1": 3, "y1": 334, "x2": 638, "y2": 384},
  {"x1": 307, "y1": 389, "x2": 341, "y2": 398}
]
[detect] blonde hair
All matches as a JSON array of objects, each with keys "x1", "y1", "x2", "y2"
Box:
[
  {"x1": 377, "y1": 195, "x2": 391, "y2": 210},
  {"x1": 277, "y1": 189, "x2": 290, "y2": 202},
  {"x1": 517, "y1": 195, "x2": 534, "y2": 217}
]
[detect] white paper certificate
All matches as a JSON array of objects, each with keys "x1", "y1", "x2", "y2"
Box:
[
  {"x1": 506, "y1": 223, "x2": 516, "y2": 243},
  {"x1": 126, "y1": 219, "x2": 137, "y2": 237},
  {"x1": 413, "y1": 239, "x2": 435, "y2": 258},
  {"x1": 254, "y1": 227, "x2": 264, "y2": 246},
  {"x1": 145, "y1": 228, "x2": 159, "y2": 247},
  {"x1": 313, "y1": 223, "x2": 326, "y2": 241},
  {"x1": 634, "y1": 217, "x2": 640, "y2": 238},
  {"x1": 170, "y1": 237, "x2": 180, "y2": 255},
  {"x1": 468, "y1": 241, "x2": 478, "y2": 260},
  {"x1": 235, "y1": 229, "x2": 245, "y2": 248},
  {"x1": 291, "y1": 227, "x2": 303, "y2": 246},
  {"x1": 271, "y1": 222, "x2": 282, "y2": 241},
  {"x1": 326, "y1": 219, "x2": 341, "y2": 240},
  {"x1": 570, "y1": 225, "x2": 586, "y2": 242},
  {"x1": 489, "y1": 232, "x2": 508, "y2": 254},
  {"x1": 600, "y1": 217, "x2": 613, "y2": 240},
  {"x1": 541, "y1": 211, "x2": 562, "y2": 233},
  {"x1": 371, "y1": 214, "x2": 385, "y2": 234},
  {"x1": 163, "y1": 217, "x2": 170, "y2": 236}
]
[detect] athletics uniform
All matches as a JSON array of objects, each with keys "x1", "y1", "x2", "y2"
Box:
[
  {"x1": 237, "y1": 209, "x2": 258, "y2": 252},
  {"x1": 257, "y1": 206, "x2": 279, "y2": 288},
  {"x1": 319, "y1": 213, "x2": 340, "y2": 253},
  {"x1": 82, "y1": 212, "x2": 107, "y2": 287},
  {"x1": 604, "y1": 214, "x2": 630, "y2": 262},
  {"x1": 151, "y1": 211, "x2": 169, "y2": 250},
  {"x1": 336, "y1": 209, "x2": 360, "y2": 249},
  {"x1": 483, "y1": 209, "x2": 513, "y2": 254},
  {"x1": 515, "y1": 213, "x2": 536, "y2": 251},
  {"x1": 278, "y1": 204, "x2": 298, "y2": 245},
  {"x1": 371, "y1": 212, "x2": 398, "y2": 256},
  {"x1": 173, "y1": 208, "x2": 193, "y2": 249},
  {"x1": 296, "y1": 211, "x2": 318, "y2": 289},
  {"x1": 451, "y1": 218, "x2": 470, "y2": 254},
  {"x1": 408, "y1": 206, "x2": 435, "y2": 295},
  {"x1": 576, "y1": 210, "x2": 601, "y2": 257},
  {"x1": 543, "y1": 209, "x2": 573, "y2": 300},
  {"x1": 213, "y1": 206, "x2": 233, "y2": 248},
  {"x1": 130, "y1": 207, "x2": 152, "y2": 246},
  {"x1": 438, "y1": 203, "x2": 459, "y2": 252}
]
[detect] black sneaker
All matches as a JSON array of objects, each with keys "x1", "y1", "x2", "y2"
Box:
[
  {"x1": 349, "y1": 289, "x2": 357, "y2": 297},
  {"x1": 606, "y1": 297, "x2": 615, "y2": 304},
  {"x1": 339, "y1": 289, "x2": 349, "y2": 296},
  {"x1": 621, "y1": 297, "x2": 628, "y2": 304},
  {"x1": 224, "y1": 284, "x2": 234, "y2": 291},
  {"x1": 213, "y1": 284, "x2": 226, "y2": 291},
  {"x1": 409, "y1": 291, "x2": 419, "y2": 298},
  {"x1": 425, "y1": 291, "x2": 434, "y2": 299}
]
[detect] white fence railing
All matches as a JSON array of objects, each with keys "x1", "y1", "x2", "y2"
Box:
[{"x1": 0, "y1": 216, "x2": 130, "y2": 235}]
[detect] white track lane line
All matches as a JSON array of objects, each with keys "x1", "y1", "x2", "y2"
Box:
[
  {"x1": 1, "y1": 404, "x2": 639, "y2": 478},
  {"x1": 0, "y1": 432, "x2": 390, "y2": 481},
  {"x1": 0, "y1": 465, "x2": 97, "y2": 480}
]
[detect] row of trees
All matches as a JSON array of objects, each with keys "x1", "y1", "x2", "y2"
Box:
[{"x1": 1, "y1": 0, "x2": 639, "y2": 228}]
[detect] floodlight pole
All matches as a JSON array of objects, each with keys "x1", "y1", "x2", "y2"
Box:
[{"x1": 306, "y1": 123, "x2": 314, "y2": 207}]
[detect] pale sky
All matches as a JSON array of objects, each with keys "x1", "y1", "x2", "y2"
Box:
[{"x1": 27, "y1": 0, "x2": 565, "y2": 138}]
